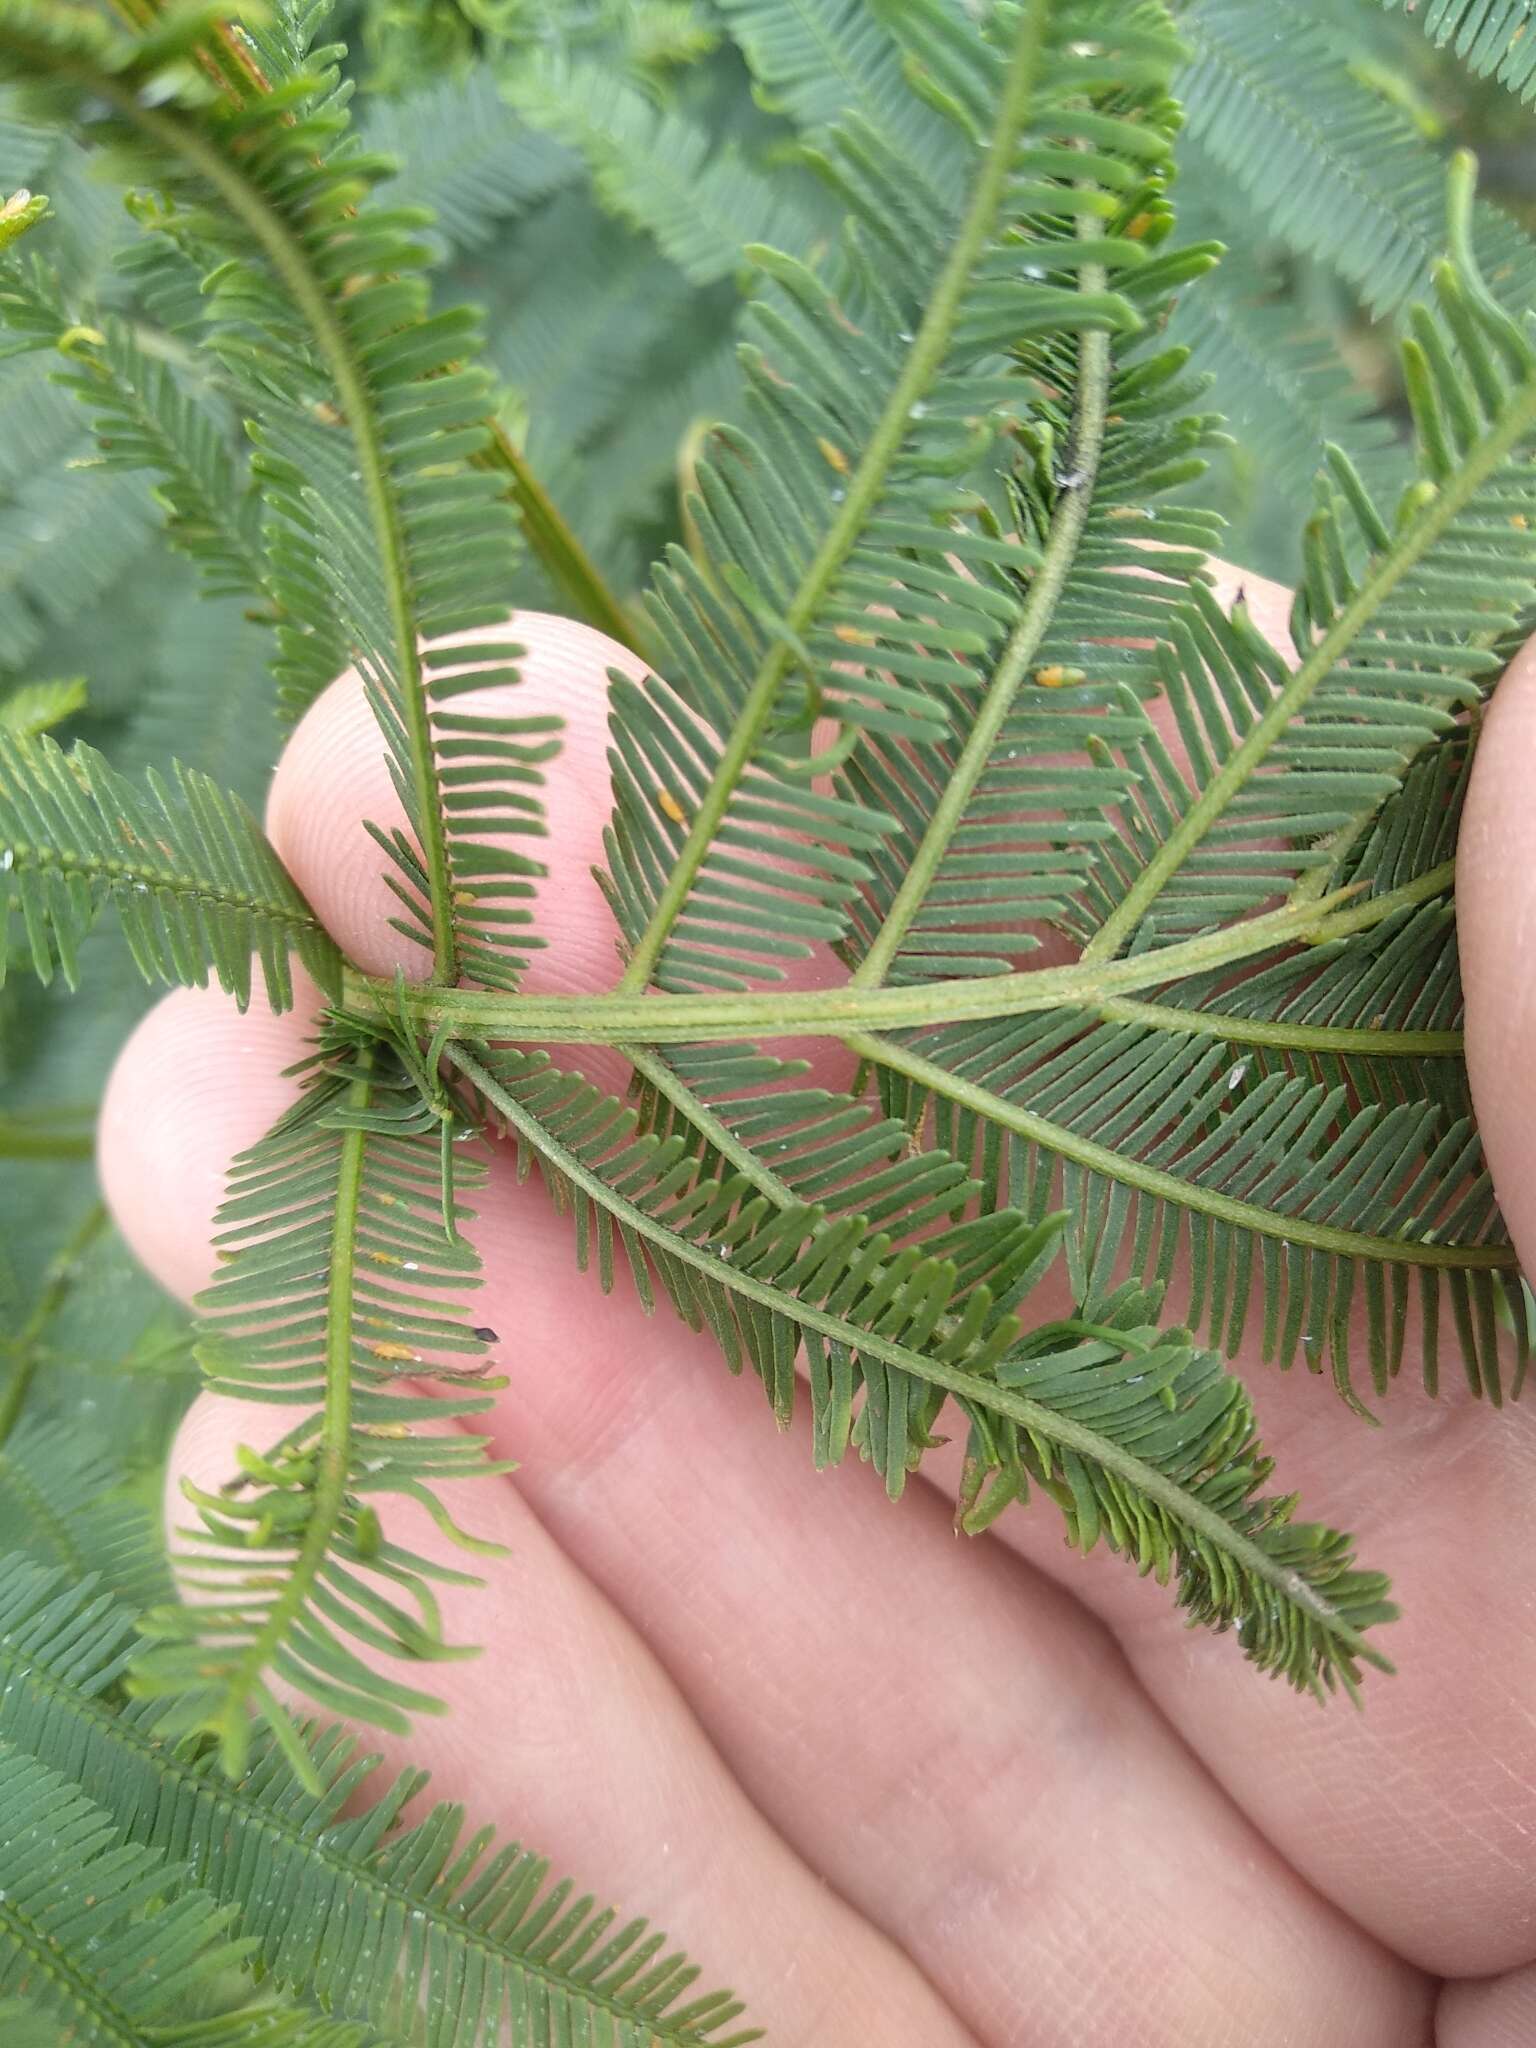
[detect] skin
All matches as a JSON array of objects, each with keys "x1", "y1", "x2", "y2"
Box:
[{"x1": 96, "y1": 565, "x2": 1536, "y2": 2045}]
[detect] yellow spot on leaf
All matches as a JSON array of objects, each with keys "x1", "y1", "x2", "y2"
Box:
[
  {"x1": 1125, "y1": 213, "x2": 1156, "y2": 240},
  {"x1": 368, "y1": 1340, "x2": 419, "y2": 1363},
  {"x1": 1034, "y1": 665, "x2": 1086, "y2": 689},
  {"x1": 834, "y1": 623, "x2": 877, "y2": 646},
  {"x1": 817, "y1": 437, "x2": 850, "y2": 474},
  {"x1": 656, "y1": 788, "x2": 688, "y2": 825},
  {"x1": 1513, "y1": 514, "x2": 1529, "y2": 530}
]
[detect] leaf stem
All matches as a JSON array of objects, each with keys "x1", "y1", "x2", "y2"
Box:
[
  {"x1": 842, "y1": 1028, "x2": 1508, "y2": 1269},
  {"x1": 451, "y1": 1044, "x2": 1388, "y2": 1675},
  {"x1": 478, "y1": 423, "x2": 648, "y2": 659},
  {"x1": 211, "y1": 1065, "x2": 369, "y2": 1779},
  {"x1": 611, "y1": 0, "x2": 1051, "y2": 993},
  {"x1": 0, "y1": 1110, "x2": 96, "y2": 1161},
  {"x1": 851, "y1": 282, "x2": 1112, "y2": 986}
]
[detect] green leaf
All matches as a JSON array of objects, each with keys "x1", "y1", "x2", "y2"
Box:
[
  {"x1": 0, "y1": 674, "x2": 85, "y2": 738},
  {"x1": 0, "y1": 1557, "x2": 762, "y2": 2046},
  {"x1": 1374, "y1": 0, "x2": 1536, "y2": 105},
  {"x1": 0, "y1": 729, "x2": 340, "y2": 1011},
  {"x1": 0, "y1": 1415, "x2": 166, "y2": 1613},
  {"x1": 457, "y1": 1041, "x2": 1394, "y2": 1694},
  {"x1": 512, "y1": 56, "x2": 827, "y2": 284},
  {"x1": 131, "y1": 1019, "x2": 510, "y2": 1775},
  {"x1": 0, "y1": 1737, "x2": 360, "y2": 2046},
  {"x1": 605, "y1": 0, "x2": 1180, "y2": 996},
  {"x1": 365, "y1": 62, "x2": 575, "y2": 253},
  {"x1": 1178, "y1": 0, "x2": 1536, "y2": 315},
  {"x1": 0, "y1": 0, "x2": 551, "y2": 991}
]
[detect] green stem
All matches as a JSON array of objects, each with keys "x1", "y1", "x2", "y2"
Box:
[
  {"x1": 852, "y1": 284, "x2": 1112, "y2": 986},
  {"x1": 1089, "y1": 997, "x2": 1461, "y2": 1057},
  {"x1": 358, "y1": 864, "x2": 1451, "y2": 1044},
  {"x1": 612, "y1": 0, "x2": 1051, "y2": 994},
  {"x1": 1084, "y1": 364, "x2": 1536, "y2": 961},
  {"x1": 0, "y1": 1203, "x2": 108, "y2": 1447},
  {"x1": 451, "y1": 1045, "x2": 1388, "y2": 1674},
  {"x1": 0, "y1": 1111, "x2": 96, "y2": 1161},
  {"x1": 843, "y1": 1028, "x2": 1508, "y2": 1269},
  {"x1": 480, "y1": 423, "x2": 648, "y2": 660}
]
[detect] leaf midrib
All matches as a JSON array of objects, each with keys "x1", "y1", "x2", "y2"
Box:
[
  {"x1": 206, "y1": 1072, "x2": 368, "y2": 1780},
  {"x1": 3, "y1": 839, "x2": 319, "y2": 928},
  {"x1": 852, "y1": 294, "x2": 1114, "y2": 986},
  {"x1": 0, "y1": 1889, "x2": 142, "y2": 2048}
]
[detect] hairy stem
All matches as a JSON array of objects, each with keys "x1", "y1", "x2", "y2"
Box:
[
  {"x1": 612, "y1": 0, "x2": 1051, "y2": 993},
  {"x1": 361, "y1": 864, "x2": 1451, "y2": 1044}
]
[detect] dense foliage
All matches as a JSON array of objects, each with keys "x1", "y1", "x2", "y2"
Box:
[{"x1": 4, "y1": 0, "x2": 1536, "y2": 2037}]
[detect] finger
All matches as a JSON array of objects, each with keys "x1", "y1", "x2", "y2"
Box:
[
  {"x1": 1437, "y1": 1964, "x2": 1536, "y2": 2048},
  {"x1": 1460, "y1": 633, "x2": 1536, "y2": 1267},
  {"x1": 105, "y1": 985, "x2": 1429, "y2": 2048},
  {"x1": 108, "y1": 991, "x2": 973, "y2": 2048}
]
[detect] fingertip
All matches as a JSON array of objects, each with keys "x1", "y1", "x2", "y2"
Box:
[
  {"x1": 266, "y1": 613, "x2": 644, "y2": 993},
  {"x1": 99, "y1": 981, "x2": 314, "y2": 1303}
]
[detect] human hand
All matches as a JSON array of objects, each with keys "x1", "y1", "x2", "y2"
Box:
[{"x1": 98, "y1": 570, "x2": 1536, "y2": 2046}]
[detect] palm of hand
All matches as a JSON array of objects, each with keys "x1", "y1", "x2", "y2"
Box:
[{"x1": 99, "y1": 570, "x2": 1536, "y2": 2047}]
